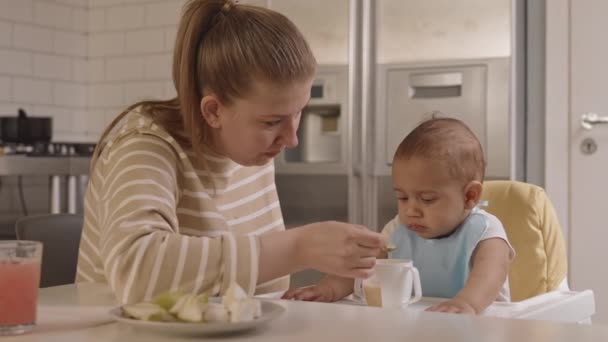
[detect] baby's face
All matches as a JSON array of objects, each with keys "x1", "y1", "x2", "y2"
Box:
[{"x1": 392, "y1": 157, "x2": 471, "y2": 239}]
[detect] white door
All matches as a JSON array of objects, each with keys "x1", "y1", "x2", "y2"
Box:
[{"x1": 570, "y1": 0, "x2": 608, "y2": 325}]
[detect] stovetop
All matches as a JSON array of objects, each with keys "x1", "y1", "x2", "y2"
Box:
[{"x1": 0, "y1": 142, "x2": 95, "y2": 157}]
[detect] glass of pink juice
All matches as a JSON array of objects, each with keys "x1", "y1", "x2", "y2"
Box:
[{"x1": 0, "y1": 241, "x2": 42, "y2": 336}]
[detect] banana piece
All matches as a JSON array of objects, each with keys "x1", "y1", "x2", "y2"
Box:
[
  {"x1": 152, "y1": 292, "x2": 183, "y2": 311},
  {"x1": 203, "y1": 302, "x2": 230, "y2": 322},
  {"x1": 122, "y1": 302, "x2": 169, "y2": 321},
  {"x1": 170, "y1": 294, "x2": 203, "y2": 322},
  {"x1": 123, "y1": 282, "x2": 263, "y2": 323}
]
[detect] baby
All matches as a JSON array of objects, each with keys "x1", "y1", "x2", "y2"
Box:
[{"x1": 283, "y1": 117, "x2": 515, "y2": 314}]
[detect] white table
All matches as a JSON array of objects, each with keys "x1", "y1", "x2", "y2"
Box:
[{"x1": 4, "y1": 283, "x2": 608, "y2": 341}]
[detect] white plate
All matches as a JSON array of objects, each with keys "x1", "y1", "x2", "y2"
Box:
[{"x1": 109, "y1": 301, "x2": 285, "y2": 336}]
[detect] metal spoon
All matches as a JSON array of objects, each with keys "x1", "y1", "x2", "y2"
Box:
[{"x1": 383, "y1": 244, "x2": 397, "y2": 252}]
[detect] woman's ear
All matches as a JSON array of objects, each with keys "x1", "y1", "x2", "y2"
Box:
[
  {"x1": 200, "y1": 95, "x2": 222, "y2": 128},
  {"x1": 464, "y1": 181, "x2": 483, "y2": 210}
]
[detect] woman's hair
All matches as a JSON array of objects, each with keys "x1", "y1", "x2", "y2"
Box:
[
  {"x1": 394, "y1": 117, "x2": 486, "y2": 182},
  {"x1": 91, "y1": 0, "x2": 317, "y2": 169}
]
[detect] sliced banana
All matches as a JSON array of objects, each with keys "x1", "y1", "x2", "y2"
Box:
[
  {"x1": 122, "y1": 302, "x2": 169, "y2": 321},
  {"x1": 123, "y1": 283, "x2": 263, "y2": 323},
  {"x1": 169, "y1": 294, "x2": 203, "y2": 322},
  {"x1": 222, "y1": 282, "x2": 248, "y2": 308},
  {"x1": 152, "y1": 291, "x2": 183, "y2": 311},
  {"x1": 203, "y1": 302, "x2": 230, "y2": 322}
]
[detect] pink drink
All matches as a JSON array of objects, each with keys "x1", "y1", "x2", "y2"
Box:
[
  {"x1": 0, "y1": 241, "x2": 42, "y2": 335},
  {"x1": 0, "y1": 262, "x2": 41, "y2": 326}
]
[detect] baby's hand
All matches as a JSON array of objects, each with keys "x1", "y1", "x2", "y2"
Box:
[
  {"x1": 281, "y1": 284, "x2": 335, "y2": 302},
  {"x1": 425, "y1": 297, "x2": 476, "y2": 315}
]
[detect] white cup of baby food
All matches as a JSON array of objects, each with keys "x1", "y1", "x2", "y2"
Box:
[{"x1": 360, "y1": 259, "x2": 422, "y2": 308}]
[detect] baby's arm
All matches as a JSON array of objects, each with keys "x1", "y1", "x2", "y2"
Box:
[
  {"x1": 427, "y1": 238, "x2": 512, "y2": 314},
  {"x1": 282, "y1": 275, "x2": 354, "y2": 302}
]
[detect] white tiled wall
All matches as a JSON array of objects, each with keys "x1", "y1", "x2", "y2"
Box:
[
  {"x1": 0, "y1": 0, "x2": 88, "y2": 142},
  {"x1": 0, "y1": 0, "x2": 182, "y2": 218},
  {"x1": 86, "y1": 0, "x2": 183, "y2": 135},
  {"x1": 0, "y1": 0, "x2": 183, "y2": 142}
]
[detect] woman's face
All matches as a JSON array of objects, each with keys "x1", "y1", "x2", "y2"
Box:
[{"x1": 204, "y1": 78, "x2": 313, "y2": 166}]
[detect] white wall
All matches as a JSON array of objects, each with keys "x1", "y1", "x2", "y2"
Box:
[
  {"x1": 544, "y1": 0, "x2": 570, "y2": 239},
  {"x1": 0, "y1": 0, "x2": 184, "y2": 218},
  {"x1": 0, "y1": 0, "x2": 88, "y2": 141},
  {"x1": 0, "y1": 0, "x2": 184, "y2": 141},
  {"x1": 86, "y1": 0, "x2": 184, "y2": 136}
]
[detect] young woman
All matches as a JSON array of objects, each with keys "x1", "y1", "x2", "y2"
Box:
[{"x1": 76, "y1": 0, "x2": 386, "y2": 304}]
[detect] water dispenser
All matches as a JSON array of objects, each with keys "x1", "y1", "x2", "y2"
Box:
[{"x1": 276, "y1": 65, "x2": 348, "y2": 175}]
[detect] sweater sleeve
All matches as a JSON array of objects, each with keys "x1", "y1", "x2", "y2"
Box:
[{"x1": 95, "y1": 133, "x2": 259, "y2": 304}]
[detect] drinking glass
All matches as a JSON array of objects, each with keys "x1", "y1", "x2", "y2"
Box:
[{"x1": 0, "y1": 241, "x2": 42, "y2": 335}]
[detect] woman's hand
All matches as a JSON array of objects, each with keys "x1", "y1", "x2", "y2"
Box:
[
  {"x1": 295, "y1": 221, "x2": 386, "y2": 279},
  {"x1": 425, "y1": 297, "x2": 477, "y2": 314},
  {"x1": 282, "y1": 275, "x2": 354, "y2": 302},
  {"x1": 282, "y1": 284, "x2": 335, "y2": 302}
]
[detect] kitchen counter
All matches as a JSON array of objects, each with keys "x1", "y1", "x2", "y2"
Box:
[
  {"x1": 0, "y1": 155, "x2": 91, "y2": 176},
  {"x1": 0, "y1": 155, "x2": 91, "y2": 214}
]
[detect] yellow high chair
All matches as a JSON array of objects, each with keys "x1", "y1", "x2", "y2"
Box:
[{"x1": 480, "y1": 180, "x2": 568, "y2": 302}]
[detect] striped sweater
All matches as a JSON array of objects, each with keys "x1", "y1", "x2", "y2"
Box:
[{"x1": 76, "y1": 109, "x2": 288, "y2": 304}]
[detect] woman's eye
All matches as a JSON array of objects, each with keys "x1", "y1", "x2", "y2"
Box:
[{"x1": 264, "y1": 120, "x2": 281, "y2": 127}]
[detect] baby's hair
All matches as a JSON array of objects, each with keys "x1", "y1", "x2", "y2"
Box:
[{"x1": 394, "y1": 117, "x2": 486, "y2": 182}]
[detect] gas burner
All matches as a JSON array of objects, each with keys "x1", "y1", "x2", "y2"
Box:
[
  {"x1": 0, "y1": 142, "x2": 95, "y2": 157},
  {"x1": 0, "y1": 143, "x2": 33, "y2": 155},
  {"x1": 28, "y1": 142, "x2": 96, "y2": 157}
]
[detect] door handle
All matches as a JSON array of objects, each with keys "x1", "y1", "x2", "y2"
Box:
[{"x1": 581, "y1": 112, "x2": 608, "y2": 130}]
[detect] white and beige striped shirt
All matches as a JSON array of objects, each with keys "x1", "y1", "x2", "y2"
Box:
[{"x1": 76, "y1": 110, "x2": 288, "y2": 304}]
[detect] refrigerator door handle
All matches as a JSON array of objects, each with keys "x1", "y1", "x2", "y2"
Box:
[
  {"x1": 347, "y1": 0, "x2": 363, "y2": 224},
  {"x1": 360, "y1": 0, "x2": 378, "y2": 229}
]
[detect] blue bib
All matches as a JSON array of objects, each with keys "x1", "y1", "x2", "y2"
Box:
[{"x1": 388, "y1": 209, "x2": 489, "y2": 298}]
